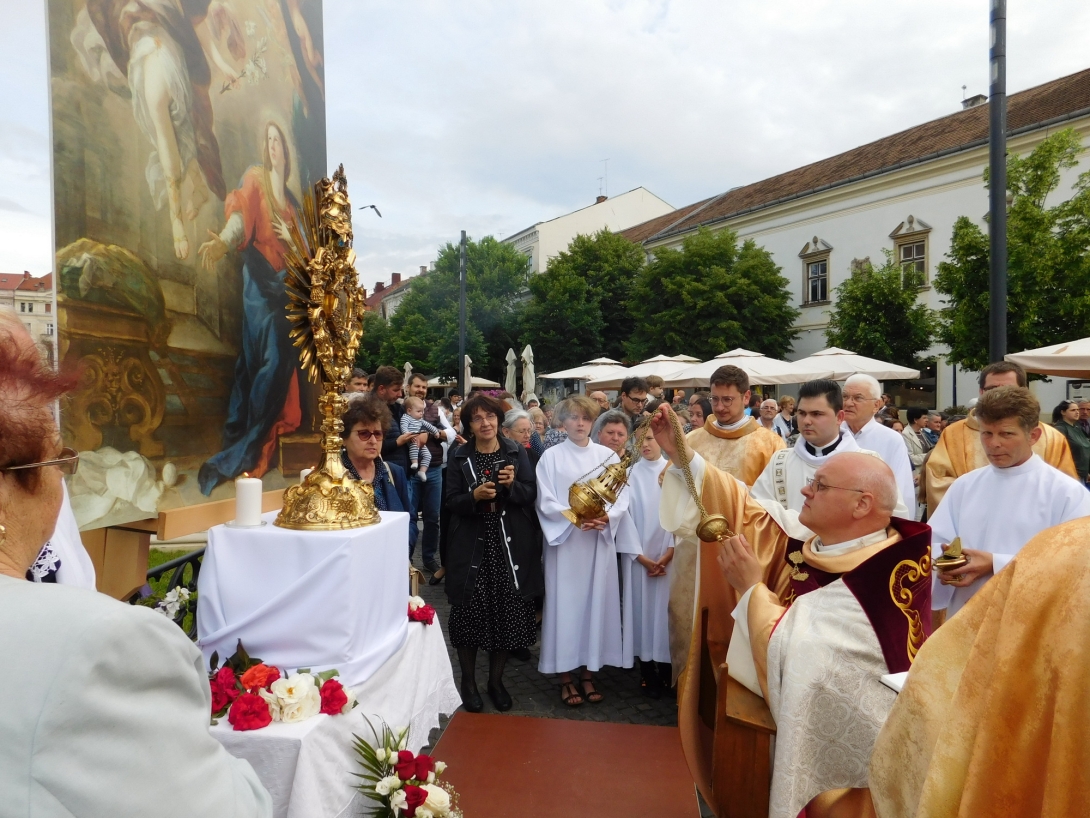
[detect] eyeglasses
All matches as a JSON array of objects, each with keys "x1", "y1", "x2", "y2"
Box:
[
  {"x1": 1, "y1": 447, "x2": 80, "y2": 476},
  {"x1": 842, "y1": 394, "x2": 877, "y2": 404},
  {"x1": 805, "y1": 477, "x2": 864, "y2": 494},
  {"x1": 355, "y1": 429, "x2": 383, "y2": 441},
  {"x1": 709, "y1": 396, "x2": 739, "y2": 406},
  {"x1": 624, "y1": 395, "x2": 648, "y2": 406}
]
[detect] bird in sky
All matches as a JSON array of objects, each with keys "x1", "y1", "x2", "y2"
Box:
[{"x1": 359, "y1": 204, "x2": 382, "y2": 217}]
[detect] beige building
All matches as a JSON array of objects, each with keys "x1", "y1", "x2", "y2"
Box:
[
  {"x1": 505, "y1": 187, "x2": 674, "y2": 274},
  {"x1": 621, "y1": 68, "x2": 1090, "y2": 411},
  {"x1": 1, "y1": 271, "x2": 55, "y2": 364}
]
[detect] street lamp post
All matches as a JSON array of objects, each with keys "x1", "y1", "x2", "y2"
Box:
[
  {"x1": 458, "y1": 230, "x2": 467, "y2": 395},
  {"x1": 988, "y1": 0, "x2": 1007, "y2": 363}
]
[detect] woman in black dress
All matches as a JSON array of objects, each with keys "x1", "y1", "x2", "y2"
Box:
[{"x1": 445, "y1": 394, "x2": 543, "y2": 712}]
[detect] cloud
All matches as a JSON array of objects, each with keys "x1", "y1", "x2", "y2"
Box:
[{"x1": 4, "y1": 0, "x2": 1090, "y2": 280}]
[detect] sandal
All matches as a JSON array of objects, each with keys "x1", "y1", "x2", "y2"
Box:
[
  {"x1": 560, "y1": 681, "x2": 584, "y2": 707},
  {"x1": 580, "y1": 677, "x2": 604, "y2": 704}
]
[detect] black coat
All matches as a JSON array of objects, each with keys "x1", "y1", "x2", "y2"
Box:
[{"x1": 443, "y1": 437, "x2": 544, "y2": 607}]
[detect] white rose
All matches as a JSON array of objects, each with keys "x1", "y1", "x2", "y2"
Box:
[
  {"x1": 426, "y1": 771, "x2": 435, "y2": 784},
  {"x1": 388, "y1": 789, "x2": 408, "y2": 813},
  {"x1": 433, "y1": 761, "x2": 447, "y2": 776},
  {"x1": 408, "y1": 596, "x2": 425, "y2": 611},
  {"x1": 341, "y1": 686, "x2": 357, "y2": 714},
  {"x1": 423, "y1": 784, "x2": 450, "y2": 815},
  {"x1": 257, "y1": 688, "x2": 282, "y2": 721},
  {"x1": 271, "y1": 673, "x2": 317, "y2": 705},
  {"x1": 281, "y1": 685, "x2": 321, "y2": 723},
  {"x1": 375, "y1": 775, "x2": 401, "y2": 796}
]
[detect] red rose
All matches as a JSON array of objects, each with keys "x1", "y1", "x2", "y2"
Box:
[
  {"x1": 394, "y1": 749, "x2": 418, "y2": 780},
  {"x1": 228, "y1": 692, "x2": 272, "y2": 731},
  {"x1": 240, "y1": 663, "x2": 281, "y2": 691},
  {"x1": 413, "y1": 753, "x2": 435, "y2": 780},
  {"x1": 319, "y1": 678, "x2": 348, "y2": 715},
  {"x1": 210, "y1": 666, "x2": 239, "y2": 714},
  {"x1": 408, "y1": 603, "x2": 435, "y2": 625},
  {"x1": 403, "y1": 784, "x2": 428, "y2": 817}
]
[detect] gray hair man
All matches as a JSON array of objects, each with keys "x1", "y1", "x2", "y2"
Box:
[{"x1": 841, "y1": 374, "x2": 916, "y2": 514}]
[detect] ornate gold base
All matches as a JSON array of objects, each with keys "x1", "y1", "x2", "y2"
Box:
[
  {"x1": 561, "y1": 508, "x2": 581, "y2": 526},
  {"x1": 697, "y1": 513, "x2": 735, "y2": 543},
  {"x1": 275, "y1": 469, "x2": 381, "y2": 530}
]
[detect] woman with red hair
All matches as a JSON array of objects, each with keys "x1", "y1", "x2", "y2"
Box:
[{"x1": 0, "y1": 328, "x2": 271, "y2": 815}]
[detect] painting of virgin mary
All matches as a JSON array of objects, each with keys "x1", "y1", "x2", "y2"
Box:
[{"x1": 196, "y1": 120, "x2": 302, "y2": 494}]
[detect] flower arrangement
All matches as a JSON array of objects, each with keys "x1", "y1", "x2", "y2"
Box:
[
  {"x1": 208, "y1": 641, "x2": 356, "y2": 731},
  {"x1": 354, "y1": 719, "x2": 462, "y2": 818},
  {"x1": 408, "y1": 596, "x2": 436, "y2": 625}
]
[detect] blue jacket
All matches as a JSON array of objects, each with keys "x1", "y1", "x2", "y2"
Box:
[{"x1": 342, "y1": 450, "x2": 416, "y2": 549}]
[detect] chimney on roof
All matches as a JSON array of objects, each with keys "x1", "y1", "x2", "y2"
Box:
[
  {"x1": 962, "y1": 93, "x2": 987, "y2": 110},
  {"x1": 374, "y1": 281, "x2": 385, "y2": 293},
  {"x1": 23, "y1": 271, "x2": 31, "y2": 279},
  {"x1": 391, "y1": 273, "x2": 401, "y2": 285},
  {"x1": 596, "y1": 195, "x2": 608, "y2": 204},
  {"x1": 419, "y1": 266, "x2": 427, "y2": 275}
]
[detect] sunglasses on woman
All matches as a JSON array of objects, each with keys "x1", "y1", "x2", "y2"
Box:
[
  {"x1": 355, "y1": 429, "x2": 383, "y2": 441},
  {"x1": 1, "y1": 447, "x2": 80, "y2": 476}
]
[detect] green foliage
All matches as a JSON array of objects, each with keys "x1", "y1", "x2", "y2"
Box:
[
  {"x1": 354, "y1": 311, "x2": 390, "y2": 373},
  {"x1": 520, "y1": 230, "x2": 644, "y2": 370},
  {"x1": 824, "y1": 251, "x2": 938, "y2": 368},
  {"x1": 379, "y1": 237, "x2": 529, "y2": 381},
  {"x1": 626, "y1": 227, "x2": 800, "y2": 361},
  {"x1": 935, "y1": 128, "x2": 1090, "y2": 369}
]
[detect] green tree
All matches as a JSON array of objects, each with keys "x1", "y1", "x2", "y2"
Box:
[
  {"x1": 520, "y1": 229, "x2": 645, "y2": 370},
  {"x1": 935, "y1": 128, "x2": 1090, "y2": 370},
  {"x1": 824, "y1": 251, "x2": 938, "y2": 368},
  {"x1": 354, "y1": 310, "x2": 390, "y2": 373},
  {"x1": 627, "y1": 227, "x2": 799, "y2": 361},
  {"x1": 520, "y1": 265, "x2": 605, "y2": 371},
  {"x1": 379, "y1": 236, "x2": 528, "y2": 381}
]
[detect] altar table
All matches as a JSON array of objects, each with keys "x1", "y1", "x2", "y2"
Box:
[
  {"x1": 197, "y1": 509, "x2": 410, "y2": 687},
  {"x1": 212, "y1": 620, "x2": 461, "y2": 818}
]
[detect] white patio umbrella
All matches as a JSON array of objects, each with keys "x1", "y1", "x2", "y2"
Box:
[
  {"x1": 663, "y1": 348, "x2": 830, "y2": 388},
  {"x1": 1006, "y1": 337, "x2": 1090, "y2": 377},
  {"x1": 541, "y1": 358, "x2": 629, "y2": 381},
  {"x1": 791, "y1": 347, "x2": 920, "y2": 381},
  {"x1": 504, "y1": 348, "x2": 518, "y2": 394},
  {"x1": 585, "y1": 354, "x2": 696, "y2": 390},
  {"x1": 521, "y1": 345, "x2": 537, "y2": 402},
  {"x1": 427, "y1": 375, "x2": 501, "y2": 389}
]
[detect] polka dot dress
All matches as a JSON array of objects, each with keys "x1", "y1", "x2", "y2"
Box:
[{"x1": 448, "y1": 449, "x2": 538, "y2": 651}]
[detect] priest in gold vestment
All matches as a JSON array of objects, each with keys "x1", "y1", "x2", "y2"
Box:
[
  {"x1": 668, "y1": 364, "x2": 785, "y2": 681},
  {"x1": 925, "y1": 362, "x2": 1076, "y2": 516},
  {"x1": 863, "y1": 517, "x2": 1090, "y2": 818}
]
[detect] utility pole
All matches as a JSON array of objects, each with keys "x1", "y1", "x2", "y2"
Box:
[
  {"x1": 458, "y1": 230, "x2": 467, "y2": 395},
  {"x1": 988, "y1": 0, "x2": 1007, "y2": 363}
]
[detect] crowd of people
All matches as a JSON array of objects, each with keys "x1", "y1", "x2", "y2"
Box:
[{"x1": 6, "y1": 322, "x2": 1087, "y2": 814}]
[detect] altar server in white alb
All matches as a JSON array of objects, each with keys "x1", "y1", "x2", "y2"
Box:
[
  {"x1": 621, "y1": 429, "x2": 674, "y2": 698},
  {"x1": 536, "y1": 395, "x2": 638, "y2": 707},
  {"x1": 840, "y1": 373, "x2": 916, "y2": 513},
  {"x1": 930, "y1": 385, "x2": 1090, "y2": 620},
  {"x1": 752, "y1": 378, "x2": 909, "y2": 529}
]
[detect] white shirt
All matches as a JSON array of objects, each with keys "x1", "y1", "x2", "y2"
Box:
[
  {"x1": 714, "y1": 415, "x2": 751, "y2": 432},
  {"x1": 929, "y1": 453, "x2": 1090, "y2": 616},
  {"x1": 842, "y1": 418, "x2": 916, "y2": 513}
]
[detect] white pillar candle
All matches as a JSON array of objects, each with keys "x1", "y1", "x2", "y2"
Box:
[
  {"x1": 300, "y1": 468, "x2": 314, "y2": 484},
  {"x1": 235, "y1": 475, "x2": 263, "y2": 526}
]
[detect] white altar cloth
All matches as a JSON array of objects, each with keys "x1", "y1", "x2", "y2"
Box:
[
  {"x1": 197, "y1": 509, "x2": 410, "y2": 688},
  {"x1": 213, "y1": 620, "x2": 461, "y2": 818}
]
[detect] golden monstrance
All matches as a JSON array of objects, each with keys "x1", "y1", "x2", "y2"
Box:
[{"x1": 274, "y1": 165, "x2": 380, "y2": 531}]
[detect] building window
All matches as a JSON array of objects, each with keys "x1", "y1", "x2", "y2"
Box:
[
  {"x1": 807, "y1": 259, "x2": 828, "y2": 303},
  {"x1": 45, "y1": 323, "x2": 54, "y2": 336},
  {"x1": 27, "y1": 303, "x2": 33, "y2": 313},
  {"x1": 19, "y1": 302, "x2": 25, "y2": 313},
  {"x1": 890, "y1": 216, "x2": 931, "y2": 289},
  {"x1": 45, "y1": 303, "x2": 51, "y2": 314},
  {"x1": 798, "y1": 236, "x2": 833, "y2": 305}
]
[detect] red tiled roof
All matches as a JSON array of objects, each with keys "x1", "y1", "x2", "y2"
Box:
[
  {"x1": 0, "y1": 272, "x2": 35, "y2": 292},
  {"x1": 622, "y1": 66, "x2": 1090, "y2": 245},
  {"x1": 17, "y1": 272, "x2": 51, "y2": 292}
]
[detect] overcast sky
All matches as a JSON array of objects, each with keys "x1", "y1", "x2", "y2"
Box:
[{"x1": 3, "y1": 1, "x2": 1090, "y2": 287}]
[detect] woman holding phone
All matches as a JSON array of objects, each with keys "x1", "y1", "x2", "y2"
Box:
[{"x1": 444, "y1": 394, "x2": 542, "y2": 712}]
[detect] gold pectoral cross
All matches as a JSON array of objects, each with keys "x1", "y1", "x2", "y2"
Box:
[{"x1": 788, "y1": 551, "x2": 810, "y2": 582}]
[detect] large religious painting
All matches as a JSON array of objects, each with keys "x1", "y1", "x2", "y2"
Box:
[{"x1": 47, "y1": 0, "x2": 327, "y2": 529}]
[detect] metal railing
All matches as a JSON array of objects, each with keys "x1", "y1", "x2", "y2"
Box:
[{"x1": 129, "y1": 548, "x2": 205, "y2": 640}]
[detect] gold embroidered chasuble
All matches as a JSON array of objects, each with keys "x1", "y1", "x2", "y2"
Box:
[
  {"x1": 925, "y1": 411, "x2": 1076, "y2": 517},
  {"x1": 667, "y1": 418, "x2": 785, "y2": 681}
]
